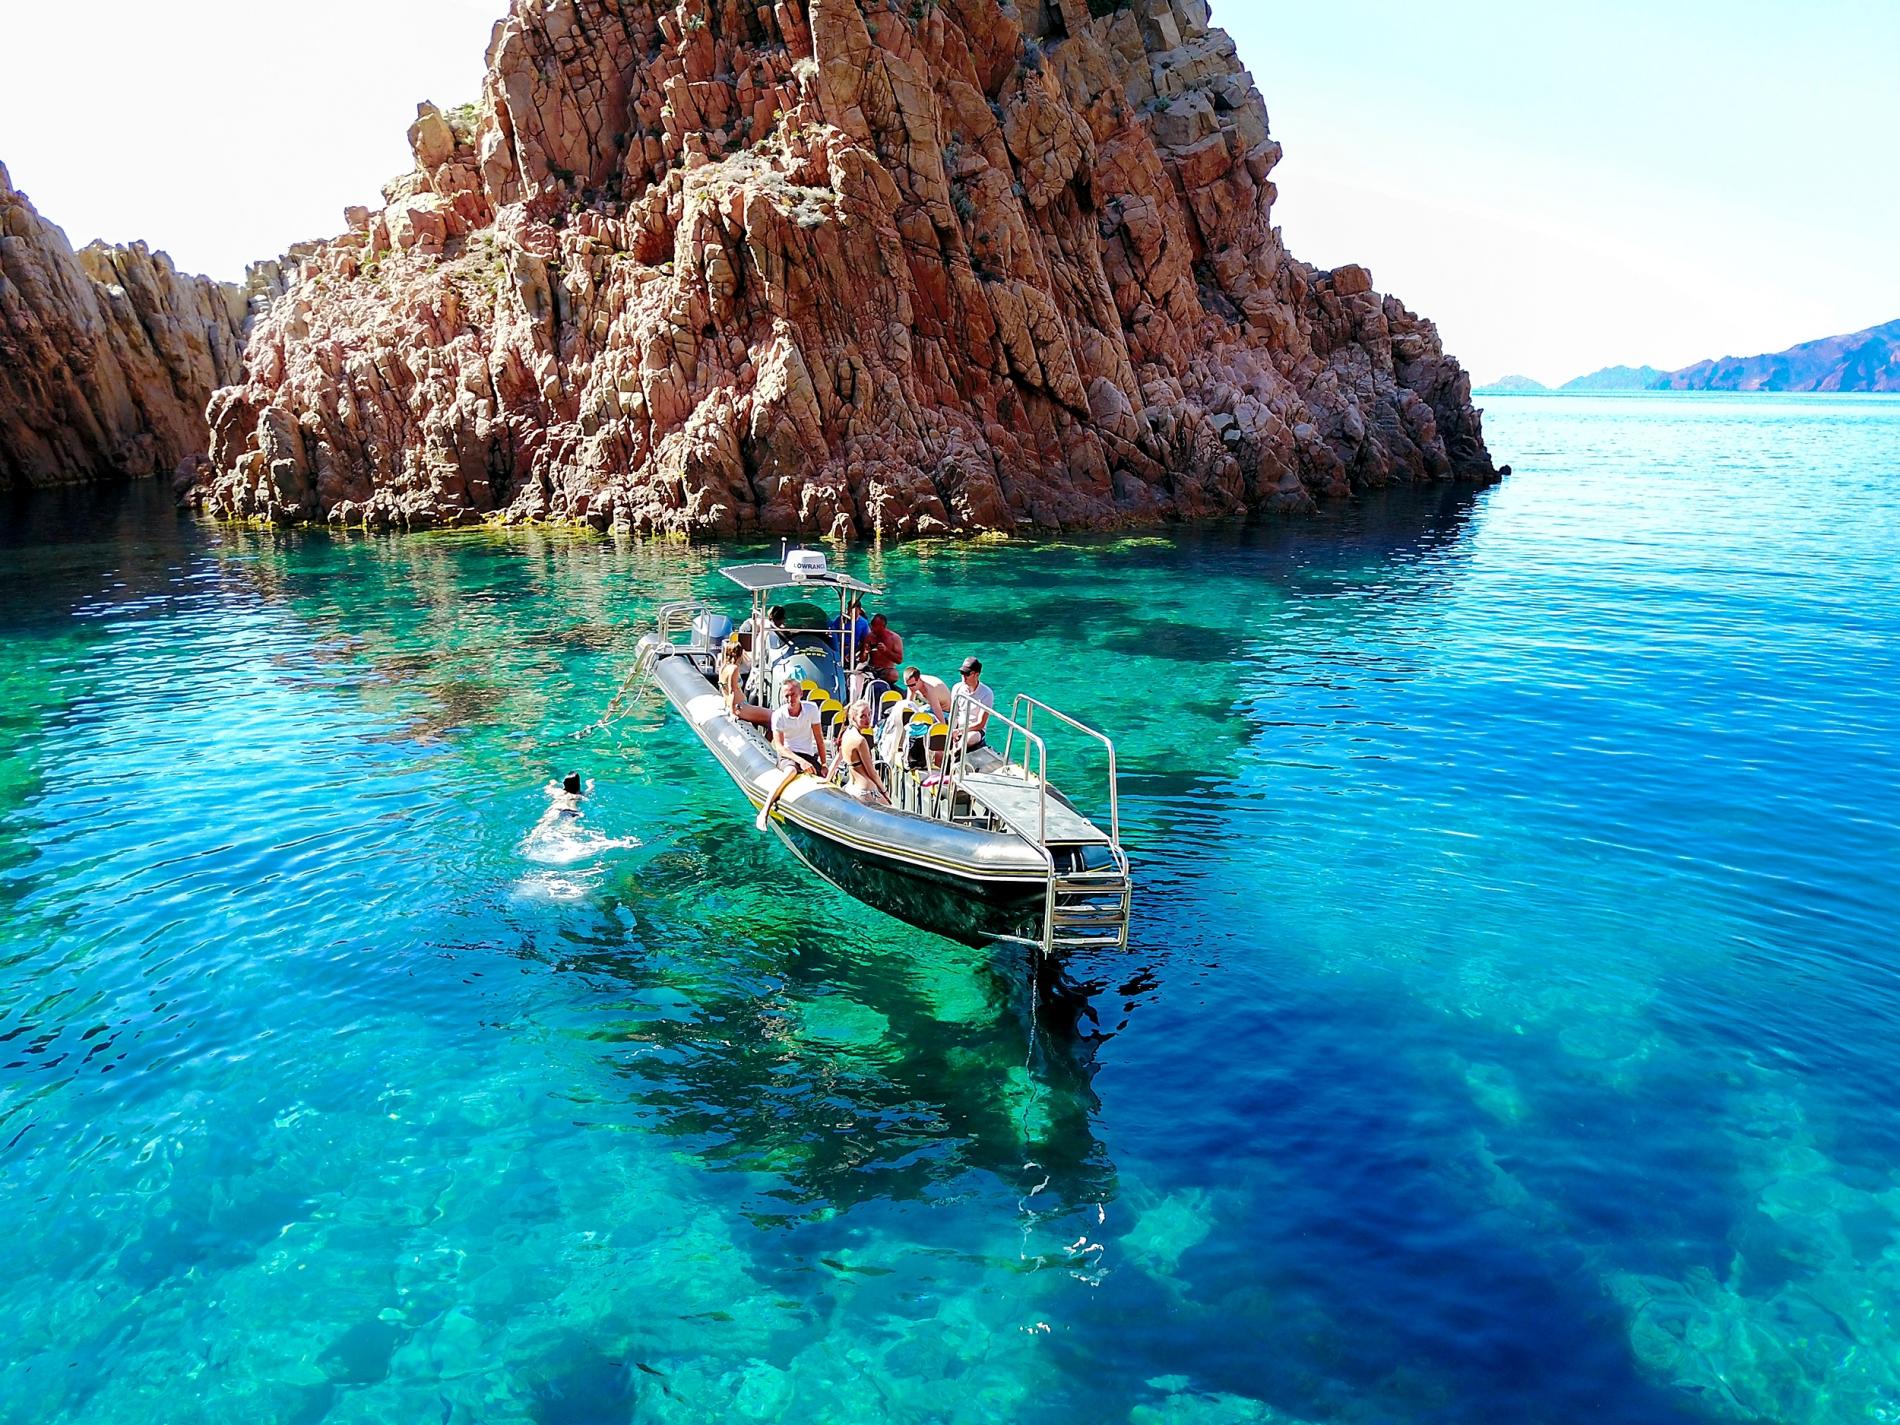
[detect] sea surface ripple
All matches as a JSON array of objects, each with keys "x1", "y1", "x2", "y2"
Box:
[{"x1": 1, "y1": 392, "x2": 1897, "y2": 1424}]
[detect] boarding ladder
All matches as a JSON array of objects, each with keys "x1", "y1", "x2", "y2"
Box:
[{"x1": 933, "y1": 691, "x2": 1131, "y2": 955}]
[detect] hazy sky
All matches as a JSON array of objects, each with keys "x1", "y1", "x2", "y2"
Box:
[{"x1": 2, "y1": 0, "x2": 1893, "y2": 386}]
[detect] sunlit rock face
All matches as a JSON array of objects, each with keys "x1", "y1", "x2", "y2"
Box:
[
  {"x1": 0, "y1": 163, "x2": 249, "y2": 493},
  {"x1": 190, "y1": 0, "x2": 1499, "y2": 535}
]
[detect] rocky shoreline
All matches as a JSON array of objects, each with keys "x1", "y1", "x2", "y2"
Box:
[{"x1": 182, "y1": 0, "x2": 1497, "y2": 536}]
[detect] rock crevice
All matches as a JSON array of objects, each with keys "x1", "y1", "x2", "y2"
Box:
[{"x1": 190, "y1": 0, "x2": 1499, "y2": 534}]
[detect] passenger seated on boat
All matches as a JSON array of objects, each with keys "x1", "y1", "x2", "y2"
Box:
[
  {"x1": 866, "y1": 614, "x2": 904, "y2": 683},
  {"x1": 771, "y1": 677, "x2": 827, "y2": 776},
  {"x1": 839, "y1": 699, "x2": 889, "y2": 805},
  {"x1": 719, "y1": 638, "x2": 772, "y2": 729},
  {"x1": 901, "y1": 666, "x2": 952, "y2": 721},
  {"x1": 955, "y1": 656, "x2": 994, "y2": 750}
]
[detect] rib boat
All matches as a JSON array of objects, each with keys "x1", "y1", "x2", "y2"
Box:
[{"x1": 633, "y1": 551, "x2": 1131, "y2": 953}]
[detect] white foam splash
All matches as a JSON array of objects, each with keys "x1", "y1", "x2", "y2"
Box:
[{"x1": 513, "y1": 780, "x2": 639, "y2": 895}]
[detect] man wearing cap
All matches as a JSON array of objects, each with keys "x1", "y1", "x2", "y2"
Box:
[
  {"x1": 956, "y1": 656, "x2": 994, "y2": 749},
  {"x1": 830, "y1": 595, "x2": 870, "y2": 663}
]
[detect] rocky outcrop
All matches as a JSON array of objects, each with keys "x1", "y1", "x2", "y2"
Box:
[
  {"x1": 191, "y1": 0, "x2": 1498, "y2": 535},
  {"x1": 0, "y1": 162, "x2": 253, "y2": 493}
]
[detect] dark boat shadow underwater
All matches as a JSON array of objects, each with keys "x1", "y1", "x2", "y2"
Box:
[{"x1": 491, "y1": 789, "x2": 1124, "y2": 1212}]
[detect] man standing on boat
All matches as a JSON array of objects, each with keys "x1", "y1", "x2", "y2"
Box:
[
  {"x1": 866, "y1": 613, "x2": 904, "y2": 684},
  {"x1": 830, "y1": 596, "x2": 870, "y2": 661},
  {"x1": 771, "y1": 677, "x2": 827, "y2": 777}
]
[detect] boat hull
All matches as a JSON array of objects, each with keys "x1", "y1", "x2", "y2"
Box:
[
  {"x1": 773, "y1": 818, "x2": 1047, "y2": 946},
  {"x1": 642, "y1": 638, "x2": 1052, "y2": 946}
]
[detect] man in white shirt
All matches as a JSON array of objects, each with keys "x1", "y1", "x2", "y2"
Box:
[
  {"x1": 771, "y1": 678, "x2": 827, "y2": 775},
  {"x1": 956, "y1": 656, "x2": 994, "y2": 749}
]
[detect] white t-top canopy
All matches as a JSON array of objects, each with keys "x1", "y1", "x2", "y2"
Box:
[{"x1": 719, "y1": 562, "x2": 881, "y2": 595}]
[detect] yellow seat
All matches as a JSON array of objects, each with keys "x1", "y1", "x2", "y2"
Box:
[{"x1": 800, "y1": 679, "x2": 822, "y2": 698}]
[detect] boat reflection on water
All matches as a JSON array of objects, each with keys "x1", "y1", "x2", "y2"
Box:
[{"x1": 517, "y1": 819, "x2": 1130, "y2": 1234}]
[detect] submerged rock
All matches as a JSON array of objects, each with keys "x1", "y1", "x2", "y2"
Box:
[
  {"x1": 186, "y1": 0, "x2": 1498, "y2": 534},
  {"x1": 1132, "y1": 1385, "x2": 1316, "y2": 1425},
  {"x1": 1123, "y1": 1184, "x2": 1214, "y2": 1275}
]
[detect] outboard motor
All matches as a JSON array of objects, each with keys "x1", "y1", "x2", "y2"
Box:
[{"x1": 691, "y1": 611, "x2": 734, "y2": 650}]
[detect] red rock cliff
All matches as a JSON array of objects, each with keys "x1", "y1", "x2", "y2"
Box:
[
  {"x1": 0, "y1": 162, "x2": 254, "y2": 493},
  {"x1": 192, "y1": 0, "x2": 1498, "y2": 535}
]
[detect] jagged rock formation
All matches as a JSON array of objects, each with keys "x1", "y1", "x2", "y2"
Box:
[
  {"x1": 191, "y1": 0, "x2": 1498, "y2": 534},
  {"x1": 0, "y1": 162, "x2": 253, "y2": 493}
]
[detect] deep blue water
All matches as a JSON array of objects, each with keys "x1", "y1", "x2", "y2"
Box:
[{"x1": 2, "y1": 392, "x2": 1897, "y2": 1424}]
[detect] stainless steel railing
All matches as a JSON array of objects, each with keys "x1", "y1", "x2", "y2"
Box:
[
  {"x1": 649, "y1": 600, "x2": 713, "y2": 652},
  {"x1": 1006, "y1": 694, "x2": 1121, "y2": 850},
  {"x1": 934, "y1": 690, "x2": 1050, "y2": 840}
]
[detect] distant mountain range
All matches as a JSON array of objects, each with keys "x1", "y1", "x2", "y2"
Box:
[
  {"x1": 1562, "y1": 364, "x2": 1667, "y2": 392},
  {"x1": 1478, "y1": 319, "x2": 1900, "y2": 395}
]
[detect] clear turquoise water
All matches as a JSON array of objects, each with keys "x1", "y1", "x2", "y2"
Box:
[{"x1": 2, "y1": 392, "x2": 1897, "y2": 1424}]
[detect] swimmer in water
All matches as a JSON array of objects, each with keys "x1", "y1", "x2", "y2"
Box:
[
  {"x1": 518, "y1": 770, "x2": 636, "y2": 885},
  {"x1": 547, "y1": 771, "x2": 586, "y2": 819}
]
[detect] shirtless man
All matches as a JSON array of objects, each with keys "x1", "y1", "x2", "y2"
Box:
[
  {"x1": 901, "y1": 665, "x2": 952, "y2": 721},
  {"x1": 838, "y1": 699, "x2": 889, "y2": 805},
  {"x1": 866, "y1": 614, "x2": 905, "y2": 683}
]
